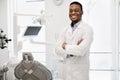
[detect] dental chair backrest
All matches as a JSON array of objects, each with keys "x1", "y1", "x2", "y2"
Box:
[{"x1": 14, "y1": 52, "x2": 52, "y2": 80}]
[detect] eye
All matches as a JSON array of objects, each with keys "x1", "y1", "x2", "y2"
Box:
[
  {"x1": 74, "y1": 9, "x2": 80, "y2": 12},
  {"x1": 69, "y1": 9, "x2": 73, "y2": 13},
  {"x1": 69, "y1": 9, "x2": 80, "y2": 13}
]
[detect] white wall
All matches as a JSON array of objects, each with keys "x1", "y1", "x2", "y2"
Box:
[
  {"x1": 0, "y1": 0, "x2": 9, "y2": 66},
  {"x1": 45, "y1": 0, "x2": 71, "y2": 78},
  {"x1": 0, "y1": 0, "x2": 8, "y2": 33},
  {"x1": 45, "y1": 0, "x2": 71, "y2": 42}
]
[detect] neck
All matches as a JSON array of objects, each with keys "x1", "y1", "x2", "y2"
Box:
[{"x1": 72, "y1": 19, "x2": 81, "y2": 24}]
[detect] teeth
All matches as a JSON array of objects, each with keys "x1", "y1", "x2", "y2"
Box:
[{"x1": 71, "y1": 16, "x2": 76, "y2": 18}]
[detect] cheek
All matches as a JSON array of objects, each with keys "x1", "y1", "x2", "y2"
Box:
[
  {"x1": 69, "y1": 14, "x2": 71, "y2": 17},
  {"x1": 77, "y1": 13, "x2": 82, "y2": 18}
]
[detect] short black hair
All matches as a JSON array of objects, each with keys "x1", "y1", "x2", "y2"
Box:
[{"x1": 70, "y1": 1, "x2": 83, "y2": 12}]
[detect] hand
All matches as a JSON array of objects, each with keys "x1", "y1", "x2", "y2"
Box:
[
  {"x1": 77, "y1": 38, "x2": 83, "y2": 45},
  {"x1": 62, "y1": 42, "x2": 67, "y2": 49}
]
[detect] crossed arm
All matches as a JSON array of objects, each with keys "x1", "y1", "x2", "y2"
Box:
[
  {"x1": 55, "y1": 26, "x2": 93, "y2": 57},
  {"x1": 62, "y1": 38, "x2": 83, "y2": 49}
]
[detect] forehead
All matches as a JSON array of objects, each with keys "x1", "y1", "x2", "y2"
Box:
[{"x1": 70, "y1": 4, "x2": 80, "y2": 9}]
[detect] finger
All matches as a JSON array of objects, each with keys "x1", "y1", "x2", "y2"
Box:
[{"x1": 77, "y1": 38, "x2": 83, "y2": 45}]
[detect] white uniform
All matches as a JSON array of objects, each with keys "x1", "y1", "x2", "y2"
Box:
[{"x1": 55, "y1": 21, "x2": 93, "y2": 80}]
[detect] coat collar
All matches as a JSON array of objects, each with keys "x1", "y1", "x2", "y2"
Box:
[
  {"x1": 77, "y1": 21, "x2": 83, "y2": 29},
  {"x1": 67, "y1": 21, "x2": 84, "y2": 39}
]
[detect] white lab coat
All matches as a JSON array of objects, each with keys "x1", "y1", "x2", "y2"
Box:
[{"x1": 55, "y1": 21, "x2": 93, "y2": 80}]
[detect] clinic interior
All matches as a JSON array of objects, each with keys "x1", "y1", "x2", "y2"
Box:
[{"x1": 0, "y1": 0, "x2": 120, "y2": 80}]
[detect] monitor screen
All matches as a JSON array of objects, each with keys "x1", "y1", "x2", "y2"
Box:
[{"x1": 24, "y1": 26, "x2": 41, "y2": 36}]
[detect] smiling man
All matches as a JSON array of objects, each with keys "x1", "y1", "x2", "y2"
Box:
[
  {"x1": 55, "y1": 1, "x2": 93, "y2": 80},
  {"x1": 69, "y1": 2, "x2": 83, "y2": 25}
]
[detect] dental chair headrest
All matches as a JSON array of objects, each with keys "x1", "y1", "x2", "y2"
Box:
[
  {"x1": 23, "y1": 52, "x2": 34, "y2": 61},
  {"x1": 14, "y1": 52, "x2": 52, "y2": 80}
]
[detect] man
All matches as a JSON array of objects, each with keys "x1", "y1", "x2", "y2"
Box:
[{"x1": 55, "y1": 1, "x2": 93, "y2": 80}]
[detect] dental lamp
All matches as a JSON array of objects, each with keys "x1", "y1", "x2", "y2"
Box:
[{"x1": 32, "y1": 10, "x2": 46, "y2": 25}]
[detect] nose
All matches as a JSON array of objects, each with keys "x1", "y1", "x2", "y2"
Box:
[{"x1": 71, "y1": 11, "x2": 76, "y2": 14}]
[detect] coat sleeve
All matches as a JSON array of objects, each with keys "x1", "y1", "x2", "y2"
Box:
[
  {"x1": 55, "y1": 28, "x2": 68, "y2": 58},
  {"x1": 65, "y1": 27, "x2": 93, "y2": 56}
]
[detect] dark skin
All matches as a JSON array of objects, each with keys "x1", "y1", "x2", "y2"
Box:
[
  {"x1": 62, "y1": 4, "x2": 83, "y2": 49},
  {"x1": 69, "y1": 4, "x2": 83, "y2": 24}
]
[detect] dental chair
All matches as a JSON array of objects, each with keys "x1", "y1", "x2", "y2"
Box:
[{"x1": 14, "y1": 52, "x2": 52, "y2": 80}]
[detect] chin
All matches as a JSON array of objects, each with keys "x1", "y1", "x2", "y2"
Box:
[{"x1": 72, "y1": 20, "x2": 78, "y2": 23}]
